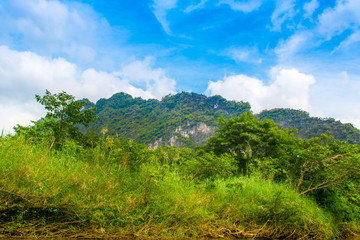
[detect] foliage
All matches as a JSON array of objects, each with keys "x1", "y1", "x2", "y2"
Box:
[
  {"x1": 89, "y1": 92, "x2": 251, "y2": 147},
  {"x1": 257, "y1": 135, "x2": 360, "y2": 221},
  {"x1": 0, "y1": 135, "x2": 340, "y2": 239},
  {"x1": 205, "y1": 111, "x2": 297, "y2": 175},
  {"x1": 87, "y1": 93, "x2": 360, "y2": 148},
  {"x1": 2, "y1": 91, "x2": 360, "y2": 239},
  {"x1": 204, "y1": 112, "x2": 360, "y2": 224},
  {"x1": 258, "y1": 108, "x2": 360, "y2": 144},
  {"x1": 181, "y1": 151, "x2": 237, "y2": 179},
  {"x1": 209, "y1": 176, "x2": 336, "y2": 238},
  {"x1": 14, "y1": 90, "x2": 97, "y2": 149}
]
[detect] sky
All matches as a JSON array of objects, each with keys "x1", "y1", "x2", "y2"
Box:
[{"x1": 1, "y1": 0, "x2": 360, "y2": 133}]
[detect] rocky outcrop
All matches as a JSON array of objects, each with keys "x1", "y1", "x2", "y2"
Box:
[{"x1": 148, "y1": 122, "x2": 216, "y2": 148}]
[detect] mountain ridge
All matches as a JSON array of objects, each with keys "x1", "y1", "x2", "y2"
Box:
[{"x1": 86, "y1": 92, "x2": 360, "y2": 147}]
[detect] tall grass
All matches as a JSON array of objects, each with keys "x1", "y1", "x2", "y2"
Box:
[
  {"x1": 207, "y1": 176, "x2": 336, "y2": 239},
  {"x1": 0, "y1": 135, "x2": 339, "y2": 239}
]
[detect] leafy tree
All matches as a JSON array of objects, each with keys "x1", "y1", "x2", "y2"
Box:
[
  {"x1": 291, "y1": 136, "x2": 360, "y2": 197},
  {"x1": 256, "y1": 134, "x2": 360, "y2": 197},
  {"x1": 205, "y1": 111, "x2": 297, "y2": 175},
  {"x1": 205, "y1": 112, "x2": 360, "y2": 221},
  {"x1": 15, "y1": 90, "x2": 97, "y2": 149}
]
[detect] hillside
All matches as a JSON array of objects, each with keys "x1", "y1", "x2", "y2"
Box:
[
  {"x1": 88, "y1": 92, "x2": 250, "y2": 147},
  {"x1": 87, "y1": 92, "x2": 360, "y2": 147},
  {"x1": 257, "y1": 108, "x2": 360, "y2": 144}
]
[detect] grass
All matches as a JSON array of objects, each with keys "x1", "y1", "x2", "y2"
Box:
[
  {"x1": 0, "y1": 135, "x2": 349, "y2": 239},
  {"x1": 207, "y1": 176, "x2": 336, "y2": 239}
]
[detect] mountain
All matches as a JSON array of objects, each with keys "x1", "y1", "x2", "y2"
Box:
[
  {"x1": 89, "y1": 92, "x2": 251, "y2": 147},
  {"x1": 87, "y1": 92, "x2": 360, "y2": 147},
  {"x1": 257, "y1": 108, "x2": 360, "y2": 144}
]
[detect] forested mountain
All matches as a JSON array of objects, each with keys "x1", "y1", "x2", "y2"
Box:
[
  {"x1": 257, "y1": 109, "x2": 360, "y2": 144},
  {"x1": 89, "y1": 92, "x2": 250, "y2": 147},
  {"x1": 87, "y1": 92, "x2": 360, "y2": 147}
]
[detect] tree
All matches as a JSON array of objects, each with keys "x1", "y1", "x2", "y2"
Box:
[
  {"x1": 204, "y1": 112, "x2": 297, "y2": 175},
  {"x1": 291, "y1": 136, "x2": 360, "y2": 196},
  {"x1": 15, "y1": 90, "x2": 97, "y2": 149}
]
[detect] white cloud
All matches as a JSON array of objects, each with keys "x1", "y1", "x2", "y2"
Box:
[
  {"x1": 333, "y1": 30, "x2": 360, "y2": 53},
  {"x1": 277, "y1": 0, "x2": 360, "y2": 55},
  {"x1": 185, "y1": 0, "x2": 208, "y2": 13},
  {"x1": 271, "y1": 0, "x2": 297, "y2": 31},
  {"x1": 303, "y1": 0, "x2": 319, "y2": 18},
  {"x1": 340, "y1": 118, "x2": 360, "y2": 129},
  {"x1": 152, "y1": 0, "x2": 178, "y2": 35},
  {"x1": 310, "y1": 71, "x2": 360, "y2": 129},
  {"x1": 0, "y1": 101, "x2": 45, "y2": 135},
  {"x1": 0, "y1": 46, "x2": 176, "y2": 132},
  {"x1": 0, "y1": 0, "x2": 108, "y2": 62},
  {"x1": 226, "y1": 46, "x2": 262, "y2": 63},
  {"x1": 115, "y1": 57, "x2": 177, "y2": 99},
  {"x1": 218, "y1": 0, "x2": 262, "y2": 13},
  {"x1": 319, "y1": 0, "x2": 360, "y2": 51},
  {"x1": 318, "y1": 0, "x2": 360, "y2": 40},
  {"x1": 206, "y1": 68, "x2": 315, "y2": 113},
  {"x1": 0, "y1": 46, "x2": 78, "y2": 102},
  {"x1": 275, "y1": 31, "x2": 312, "y2": 60},
  {"x1": 273, "y1": 0, "x2": 360, "y2": 61}
]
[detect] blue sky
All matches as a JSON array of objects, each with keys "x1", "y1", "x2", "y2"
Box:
[{"x1": 1, "y1": 0, "x2": 360, "y2": 132}]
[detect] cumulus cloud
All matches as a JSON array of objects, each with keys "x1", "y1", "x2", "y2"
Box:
[
  {"x1": 206, "y1": 68, "x2": 315, "y2": 113},
  {"x1": 0, "y1": 46, "x2": 78, "y2": 103},
  {"x1": 0, "y1": 102, "x2": 45, "y2": 136},
  {"x1": 218, "y1": 0, "x2": 262, "y2": 13},
  {"x1": 115, "y1": 57, "x2": 177, "y2": 99},
  {"x1": 152, "y1": 0, "x2": 178, "y2": 35},
  {"x1": 0, "y1": 46, "x2": 176, "y2": 132},
  {"x1": 271, "y1": 0, "x2": 297, "y2": 31},
  {"x1": 309, "y1": 71, "x2": 360, "y2": 129}
]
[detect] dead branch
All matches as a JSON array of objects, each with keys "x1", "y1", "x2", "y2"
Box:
[
  {"x1": 299, "y1": 173, "x2": 349, "y2": 196},
  {"x1": 297, "y1": 154, "x2": 351, "y2": 194}
]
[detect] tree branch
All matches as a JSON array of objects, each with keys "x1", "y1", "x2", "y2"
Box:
[{"x1": 299, "y1": 173, "x2": 349, "y2": 196}]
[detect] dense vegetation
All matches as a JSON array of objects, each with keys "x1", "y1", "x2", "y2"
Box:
[
  {"x1": 89, "y1": 92, "x2": 251, "y2": 146},
  {"x1": 258, "y1": 108, "x2": 360, "y2": 144},
  {"x1": 87, "y1": 92, "x2": 360, "y2": 147},
  {"x1": 1, "y1": 90, "x2": 360, "y2": 239}
]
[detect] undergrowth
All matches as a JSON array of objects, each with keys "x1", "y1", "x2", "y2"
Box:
[{"x1": 0, "y1": 135, "x2": 356, "y2": 239}]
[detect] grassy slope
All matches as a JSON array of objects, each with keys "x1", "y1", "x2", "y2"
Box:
[{"x1": 0, "y1": 136, "x2": 347, "y2": 239}]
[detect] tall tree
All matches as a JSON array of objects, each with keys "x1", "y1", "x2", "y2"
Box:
[
  {"x1": 15, "y1": 90, "x2": 97, "y2": 149},
  {"x1": 205, "y1": 111, "x2": 297, "y2": 175}
]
